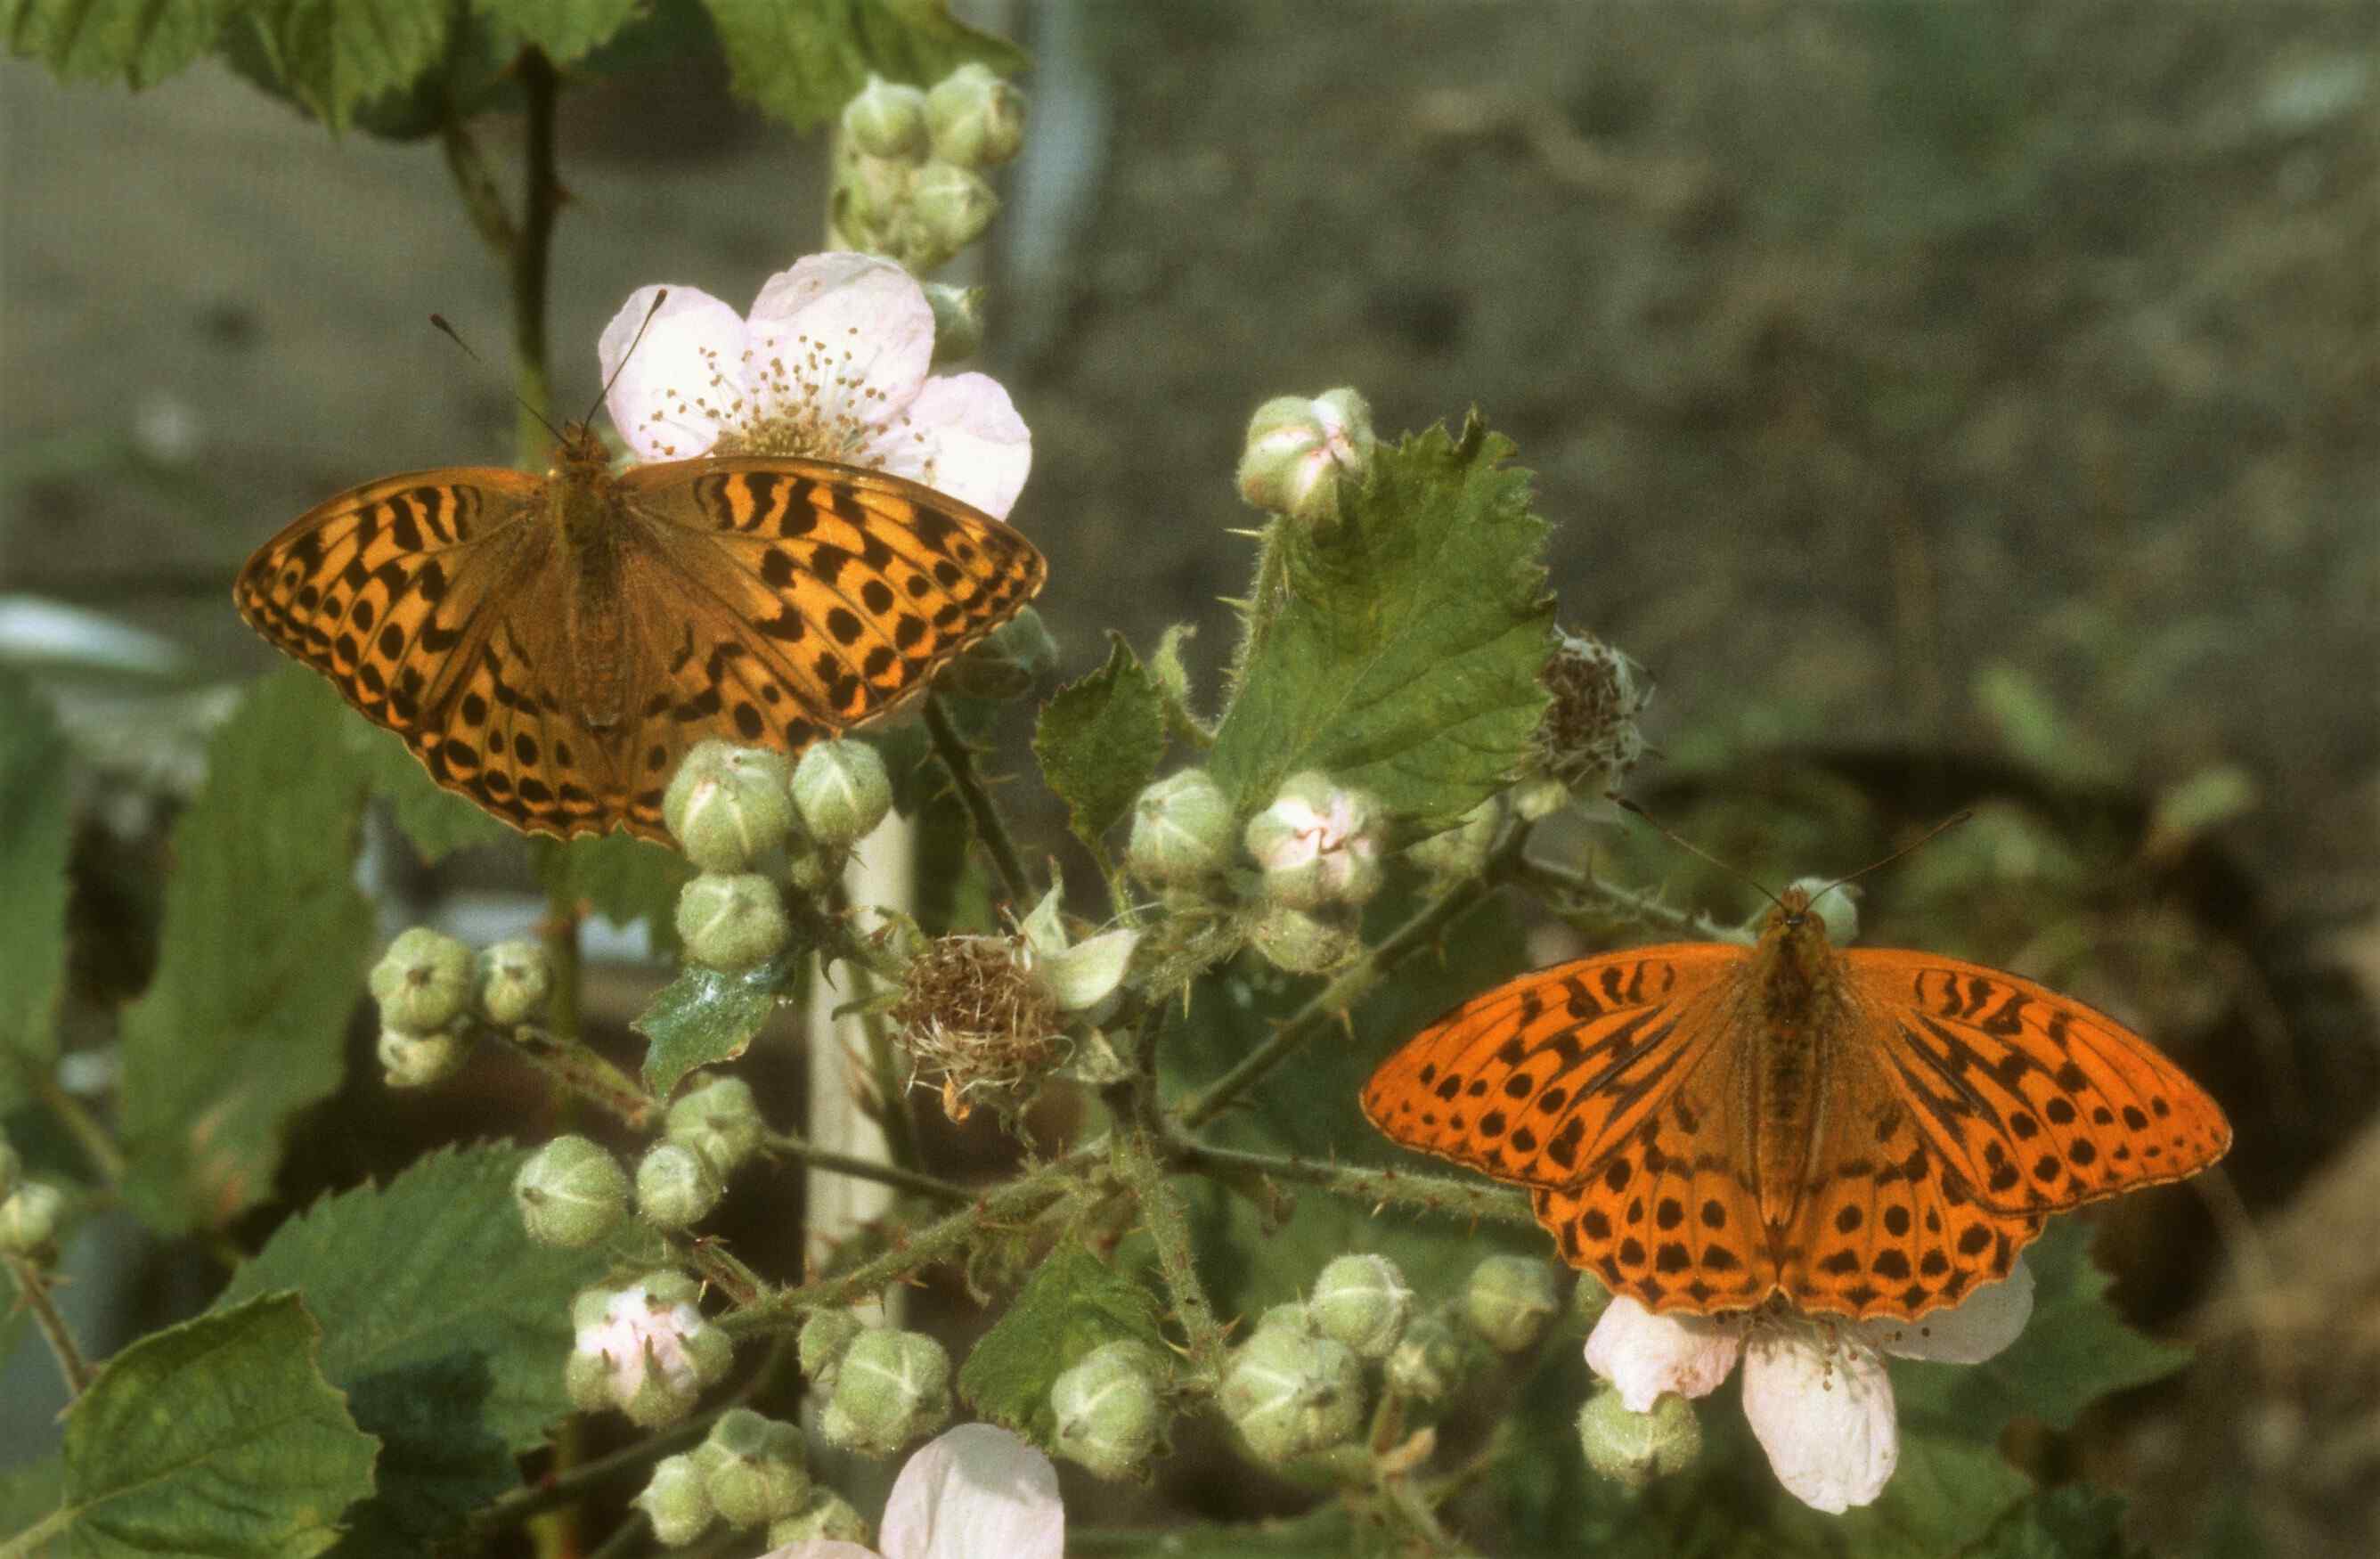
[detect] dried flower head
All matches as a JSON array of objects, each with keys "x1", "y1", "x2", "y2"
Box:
[
  {"x1": 1534, "y1": 629, "x2": 1652, "y2": 800},
  {"x1": 892, "y1": 933, "x2": 1062, "y2": 1122}
]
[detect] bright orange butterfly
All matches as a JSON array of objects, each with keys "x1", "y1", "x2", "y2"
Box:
[
  {"x1": 1362, "y1": 886, "x2": 2230, "y2": 1322},
  {"x1": 235, "y1": 424, "x2": 1044, "y2": 842}
]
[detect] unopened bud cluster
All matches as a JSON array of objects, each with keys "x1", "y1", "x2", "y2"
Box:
[
  {"x1": 1238, "y1": 388, "x2": 1376, "y2": 526},
  {"x1": 665, "y1": 739, "x2": 892, "y2": 970},
  {"x1": 1217, "y1": 1253, "x2": 1419, "y2": 1467},
  {"x1": 513, "y1": 1071, "x2": 766, "y2": 1246},
  {"x1": 1524, "y1": 628, "x2": 1651, "y2": 817},
  {"x1": 805, "y1": 1317, "x2": 954, "y2": 1457},
  {"x1": 635, "y1": 1407, "x2": 820, "y2": 1545},
  {"x1": 1051, "y1": 1341, "x2": 1169, "y2": 1480},
  {"x1": 834, "y1": 64, "x2": 1025, "y2": 278},
  {"x1": 566, "y1": 1272, "x2": 735, "y2": 1426},
  {"x1": 368, "y1": 926, "x2": 557, "y2": 1088}
]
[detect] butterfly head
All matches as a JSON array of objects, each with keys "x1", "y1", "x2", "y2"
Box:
[{"x1": 550, "y1": 422, "x2": 614, "y2": 478}]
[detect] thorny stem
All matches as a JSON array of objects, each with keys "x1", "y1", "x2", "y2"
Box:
[
  {"x1": 719, "y1": 1146, "x2": 1098, "y2": 1335},
  {"x1": 1516, "y1": 851, "x2": 1752, "y2": 945},
  {"x1": 1111, "y1": 1127, "x2": 1228, "y2": 1380},
  {"x1": 762, "y1": 1132, "x2": 973, "y2": 1204},
  {"x1": 922, "y1": 693, "x2": 1035, "y2": 910},
  {"x1": 499, "y1": 1021, "x2": 651, "y2": 1131},
  {"x1": 1166, "y1": 1139, "x2": 1536, "y2": 1230},
  {"x1": 440, "y1": 115, "x2": 518, "y2": 257},
  {"x1": 1172, "y1": 830, "x2": 1525, "y2": 1131},
  {"x1": 4, "y1": 1252, "x2": 94, "y2": 1399}
]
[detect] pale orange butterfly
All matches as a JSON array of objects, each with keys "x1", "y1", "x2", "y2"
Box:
[
  {"x1": 234, "y1": 421, "x2": 1044, "y2": 842},
  {"x1": 1362, "y1": 882, "x2": 2229, "y2": 1322}
]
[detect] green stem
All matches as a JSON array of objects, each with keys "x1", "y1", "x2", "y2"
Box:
[
  {"x1": 921, "y1": 694, "x2": 1034, "y2": 908},
  {"x1": 500, "y1": 1019, "x2": 650, "y2": 1130},
  {"x1": 511, "y1": 46, "x2": 561, "y2": 456},
  {"x1": 1110, "y1": 1128, "x2": 1227, "y2": 1379},
  {"x1": 30, "y1": 1071, "x2": 125, "y2": 1187},
  {"x1": 1515, "y1": 852, "x2": 1751, "y2": 945},
  {"x1": 1173, "y1": 837, "x2": 1518, "y2": 1131},
  {"x1": 762, "y1": 1131, "x2": 971, "y2": 1204},
  {"x1": 1166, "y1": 1139, "x2": 1536, "y2": 1229},
  {"x1": 440, "y1": 115, "x2": 517, "y2": 257},
  {"x1": 720, "y1": 1147, "x2": 1094, "y2": 1335},
  {"x1": 4, "y1": 1252, "x2": 93, "y2": 1398}
]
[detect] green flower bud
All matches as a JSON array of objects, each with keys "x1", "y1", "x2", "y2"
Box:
[
  {"x1": 786, "y1": 840, "x2": 841, "y2": 896},
  {"x1": 1407, "y1": 796, "x2": 1505, "y2": 881},
  {"x1": 570, "y1": 1273, "x2": 733, "y2": 1427},
  {"x1": 636, "y1": 1141, "x2": 724, "y2": 1229},
  {"x1": 925, "y1": 61, "x2": 1025, "y2": 167},
  {"x1": 1255, "y1": 1302, "x2": 1316, "y2": 1337},
  {"x1": 923, "y1": 282, "x2": 986, "y2": 365},
  {"x1": 791, "y1": 739, "x2": 892, "y2": 850},
  {"x1": 1220, "y1": 1324, "x2": 1365, "y2": 1465},
  {"x1": 1532, "y1": 629, "x2": 1652, "y2": 801},
  {"x1": 1784, "y1": 876, "x2": 1859, "y2": 945},
  {"x1": 0, "y1": 1182, "x2": 64, "y2": 1255},
  {"x1": 1310, "y1": 1253, "x2": 1414, "y2": 1359},
  {"x1": 944, "y1": 605, "x2": 1058, "y2": 700},
  {"x1": 514, "y1": 1134, "x2": 630, "y2": 1248},
  {"x1": 1464, "y1": 1254, "x2": 1561, "y2": 1353},
  {"x1": 665, "y1": 740, "x2": 798, "y2": 872},
  {"x1": 369, "y1": 926, "x2": 473, "y2": 1035},
  {"x1": 800, "y1": 1308, "x2": 866, "y2": 1392},
  {"x1": 1385, "y1": 1310, "x2": 1486, "y2": 1406},
  {"x1": 834, "y1": 151, "x2": 917, "y2": 246},
  {"x1": 1247, "y1": 903, "x2": 1361, "y2": 976},
  {"x1": 1051, "y1": 1341, "x2": 1167, "y2": 1480},
  {"x1": 634, "y1": 1451, "x2": 717, "y2": 1547},
  {"x1": 705, "y1": 1441, "x2": 811, "y2": 1530},
  {"x1": 1236, "y1": 388, "x2": 1375, "y2": 526},
  {"x1": 378, "y1": 1027, "x2": 468, "y2": 1090},
  {"x1": 665, "y1": 1074, "x2": 766, "y2": 1177},
  {"x1": 1244, "y1": 772, "x2": 1384, "y2": 910},
  {"x1": 844, "y1": 73, "x2": 930, "y2": 160},
  {"x1": 676, "y1": 872, "x2": 792, "y2": 972},
  {"x1": 1577, "y1": 1384, "x2": 1700, "y2": 1492},
  {"x1": 1127, "y1": 768, "x2": 1234, "y2": 887},
  {"x1": 909, "y1": 160, "x2": 999, "y2": 264},
  {"x1": 821, "y1": 1328, "x2": 953, "y2": 1457},
  {"x1": 477, "y1": 938, "x2": 554, "y2": 1026},
  {"x1": 766, "y1": 1490, "x2": 870, "y2": 1547}
]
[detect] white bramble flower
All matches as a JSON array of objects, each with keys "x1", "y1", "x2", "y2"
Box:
[
  {"x1": 1583, "y1": 1263, "x2": 2034, "y2": 1512},
  {"x1": 760, "y1": 1423, "x2": 1062, "y2": 1559},
  {"x1": 600, "y1": 252, "x2": 1030, "y2": 520}
]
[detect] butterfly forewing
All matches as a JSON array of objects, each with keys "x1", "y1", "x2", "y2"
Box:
[{"x1": 235, "y1": 443, "x2": 1046, "y2": 844}]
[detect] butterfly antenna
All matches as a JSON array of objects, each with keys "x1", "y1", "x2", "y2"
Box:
[
  {"x1": 1611, "y1": 796, "x2": 1788, "y2": 916},
  {"x1": 583, "y1": 288, "x2": 671, "y2": 429},
  {"x1": 429, "y1": 314, "x2": 568, "y2": 445},
  {"x1": 1809, "y1": 810, "x2": 1975, "y2": 906}
]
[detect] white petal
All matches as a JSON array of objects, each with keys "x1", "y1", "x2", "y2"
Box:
[
  {"x1": 1038, "y1": 927, "x2": 1141, "y2": 1012},
  {"x1": 858, "y1": 371, "x2": 1032, "y2": 518},
  {"x1": 755, "y1": 1545, "x2": 879, "y2": 1559},
  {"x1": 599, "y1": 285, "x2": 751, "y2": 460},
  {"x1": 1860, "y1": 1259, "x2": 2035, "y2": 1365},
  {"x1": 1582, "y1": 1297, "x2": 1742, "y2": 1413},
  {"x1": 879, "y1": 1424, "x2": 1064, "y2": 1559},
  {"x1": 746, "y1": 253, "x2": 933, "y2": 432},
  {"x1": 1019, "y1": 884, "x2": 1069, "y2": 959},
  {"x1": 1740, "y1": 1330, "x2": 1897, "y2": 1514}
]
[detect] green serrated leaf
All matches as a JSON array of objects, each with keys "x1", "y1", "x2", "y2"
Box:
[
  {"x1": 701, "y1": 0, "x2": 1025, "y2": 131},
  {"x1": 540, "y1": 832, "x2": 695, "y2": 956},
  {"x1": 59, "y1": 1293, "x2": 377, "y2": 1558},
  {"x1": 1208, "y1": 420, "x2": 1553, "y2": 833},
  {"x1": 471, "y1": 0, "x2": 641, "y2": 63},
  {"x1": 0, "y1": 672, "x2": 73, "y2": 1111},
  {"x1": 1973, "y1": 1483, "x2": 2145, "y2": 1559},
  {"x1": 240, "y1": 0, "x2": 453, "y2": 130},
  {"x1": 1, "y1": 0, "x2": 228, "y2": 87},
  {"x1": 119, "y1": 671, "x2": 376, "y2": 1235},
  {"x1": 352, "y1": 722, "x2": 511, "y2": 861},
  {"x1": 634, "y1": 959, "x2": 791, "y2": 1097},
  {"x1": 0, "y1": 1455, "x2": 63, "y2": 1547},
  {"x1": 216, "y1": 1145, "x2": 612, "y2": 1553},
  {"x1": 958, "y1": 1231, "x2": 1167, "y2": 1445},
  {"x1": 1034, "y1": 633, "x2": 1169, "y2": 850}
]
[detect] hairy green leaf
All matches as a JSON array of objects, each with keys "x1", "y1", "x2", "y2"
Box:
[
  {"x1": 473, "y1": 0, "x2": 643, "y2": 63},
  {"x1": 702, "y1": 0, "x2": 1024, "y2": 131},
  {"x1": 1, "y1": 0, "x2": 228, "y2": 87},
  {"x1": 1209, "y1": 418, "x2": 1553, "y2": 833},
  {"x1": 237, "y1": 0, "x2": 455, "y2": 130},
  {"x1": 61, "y1": 1294, "x2": 377, "y2": 1557},
  {"x1": 120, "y1": 670, "x2": 376, "y2": 1234},
  {"x1": 217, "y1": 1145, "x2": 613, "y2": 1553},
  {"x1": 635, "y1": 959, "x2": 790, "y2": 1098},
  {"x1": 1035, "y1": 633, "x2": 1168, "y2": 850},
  {"x1": 958, "y1": 1230, "x2": 1166, "y2": 1444},
  {"x1": 0, "y1": 672, "x2": 73, "y2": 1110}
]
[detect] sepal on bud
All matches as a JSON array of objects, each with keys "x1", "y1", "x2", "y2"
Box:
[
  {"x1": 844, "y1": 73, "x2": 930, "y2": 160},
  {"x1": 634, "y1": 1451, "x2": 717, "y2": 1547},
  {"x1": 909, "y1": 161, "x2": 999, "y2": 265},
  {"x1": 0, "y1": 1181, "x2": 64, "y2": 1255},
  {"x1": 477, "y1": 939, "x2": 554, "y2": 1026},
  {"x1": 1051, "y1": 1341, "x2": 1168, "y2": 1480},
  {"x1": 1577, "y1": 1383, "x2": 1701, "y2": 1491},
  {"x1": 1463, "y1": 1254, "x2": 1562, "y2": 1353},
  {"x1": 665, "y1": 741, "x2": 798, "y2": 872},
  {"x1": 1247, "y1": 903, "x2": 1360, "y2": 976},
  {"x1": 514, "y1": 1135, "x2": 630, "y2": 1248},
  {"x1": 1236, "y1": 388, "x2": 1375, "y2": 525},
  {"x1": 378, "y1": 1028, "x2": 468, "y2": 1090},
  {"x1": 369, "y1": 927, "x2": 473, "y2": 1035},
  {"x1": 766, "y1": 1490, "x2": 870, "y2": 1547},
  {"x1": 665, "y1": 1074, "x2": 766, "y2": 1177},
  {"x1": 676, "y1": 873, "x2": 793, "y2": 972},
  {"x1": 1220, "y1": 1322, "x2": 1366, "y2": 1465},
  {"x1": 799, "y1": 1308, "x2": 866, "y2": 1393},
  {"x1": 791, "y1": 740, "x2": 892, "y2": 850},
  {"x1": 1127, "y1": 768, "x2": 1234, "y2": 887},
  {"x1": 703, "y1": 1407, "x2": 812, "y2": 1528},
  {"x1": 1310, "y1": 1253, "x2": 1414, "y2": 1359},
  {"x1": 636, "y1": 1141, "x2": 725, "y2": 1229},
  {"x1": 820, "y1": 1328, "x2": 954, "y2": 1457},
  {"x1": 925, "y1": 61, "x2": 1025, "y2": 167},
  {"x1": 1385, "y1": 1310, "x2": 1487, "y2": 1406}
]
